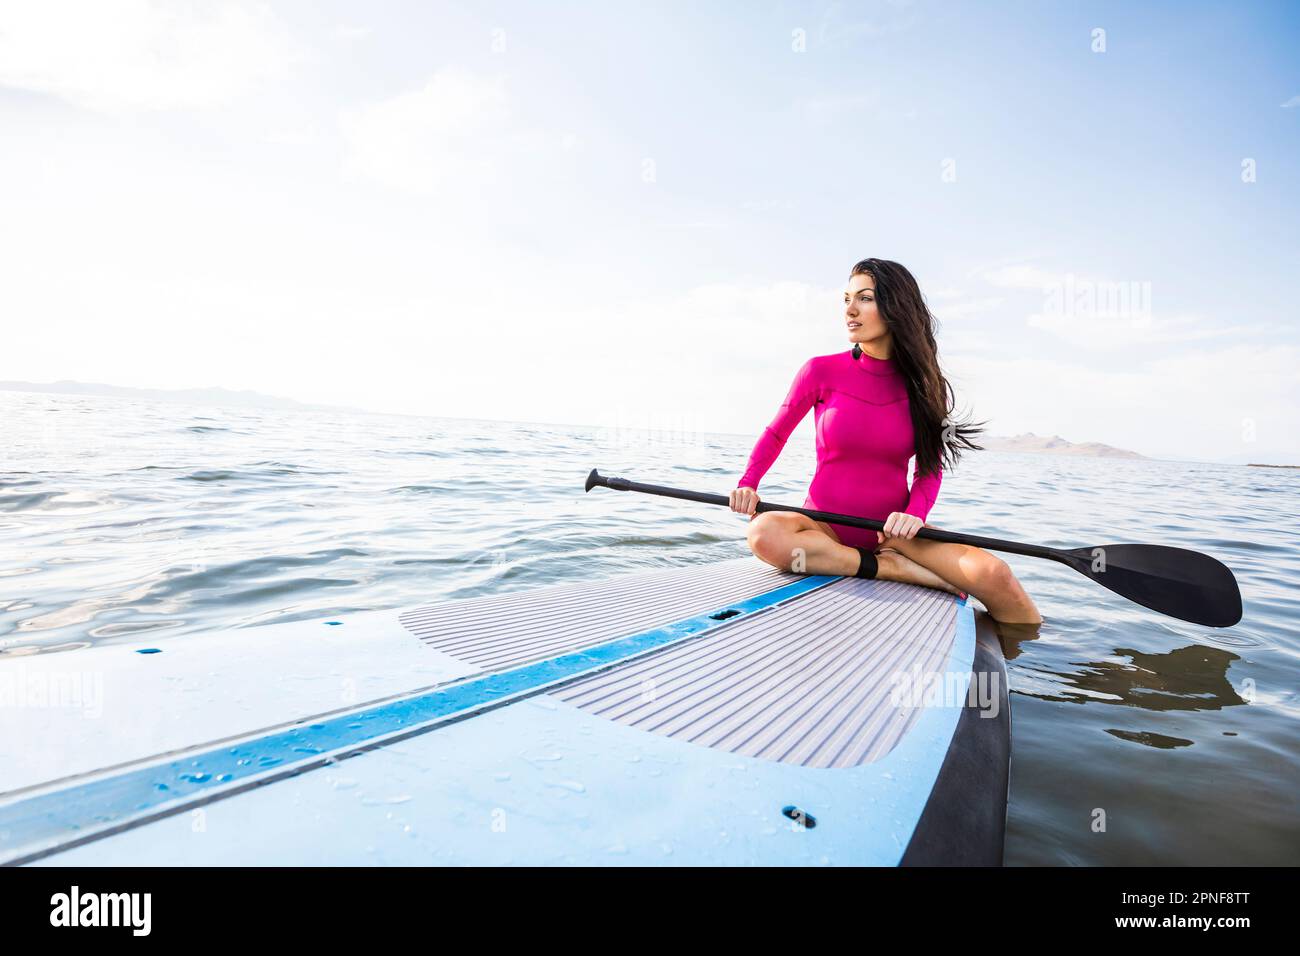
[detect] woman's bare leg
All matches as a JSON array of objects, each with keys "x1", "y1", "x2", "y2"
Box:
[
  {"x1": 875, "y1": 549, "x2": 965, "y2": 596},
  {"x1": 880, "y1": 531, "x2": 1042, "y2": 624},
  {"x1": 744, "y1": 510, "x2": 1039, "y2": 622},
  {"x1": 745, "y1": 513, "x2": 961, "y2": 594},
  {"x1": 745, "y1": 512, "x2": 856, "y2": 574}
]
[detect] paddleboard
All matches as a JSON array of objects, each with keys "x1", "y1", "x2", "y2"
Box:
[{"x1": 0, "y1": 555, "x2": 1009, "y2": 866}]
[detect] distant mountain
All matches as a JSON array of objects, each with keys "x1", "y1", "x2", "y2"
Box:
[
  {"x1": 0, "y1": 380, "x2": 360, "y2": 414},
  {"x1": 1215, "y1": 451, "x2": 1300, "y2": 468},
  {"x1": 982, "y1": 432, "x2": 1145, "y2": 459}
]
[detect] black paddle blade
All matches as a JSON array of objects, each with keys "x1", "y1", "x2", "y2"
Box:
[{"x1": 1063, "y1": 544, "x2": 1243, "y2": 627}]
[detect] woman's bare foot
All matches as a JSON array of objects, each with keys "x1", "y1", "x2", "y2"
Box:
[{"x1": 875, "y1": 549, "x2": 963, "y2": 596}]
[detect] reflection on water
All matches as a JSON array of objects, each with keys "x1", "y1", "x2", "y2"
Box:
[
  {"x1": 1, "y1": 389, "x2": 1297, "y2": 865},
  {"x1": 993, "y1": 619, "x2": 1043, "y2": 659},
  {"x1": 1021, "y1": 644, "x2": 1247, "y2": 713},
  {"x1": 1106, "y1": 730, "x2": 1193, "y2": 749}
]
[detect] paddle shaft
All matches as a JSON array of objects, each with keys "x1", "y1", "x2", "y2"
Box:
[
  {"x1": 585, "y1": 468, "x2": 1244, "y2": 627},
  {"x1": 594, "y1": 471, "x2": 1066, "y2": 564}
]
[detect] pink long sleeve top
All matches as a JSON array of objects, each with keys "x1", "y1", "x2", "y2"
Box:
[{"x1": 736, "y1": 347, "x2": 942, "y2": 549}]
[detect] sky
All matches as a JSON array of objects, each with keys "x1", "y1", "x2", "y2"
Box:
[{"x1": 0, "y1": 0, "x2": 1297, "y2": 463}]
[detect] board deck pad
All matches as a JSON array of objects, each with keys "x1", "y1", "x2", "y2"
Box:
[
  {"x1": 555, "y1": 578, "x2": 956, "y2": 768},
  {"x1": 399, "y1": 557, "x2": 795, "y2": 670},
  {"x1": 0, "y1": 556, "x2": 1003, "y2": 866}
]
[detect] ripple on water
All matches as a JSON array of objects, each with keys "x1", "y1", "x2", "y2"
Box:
[
  {"x1": 0, "y1": 491, "x2": 117, "y2": 513},
  {"x1": 181, "y1": 470, "x2": 242, "y2": 482}
]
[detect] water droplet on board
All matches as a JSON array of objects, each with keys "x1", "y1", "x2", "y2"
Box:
[
  {"x1": 361, "y1": 794, "x2": 412, "y2": 806},
  {"x1": 546, "y1": 779, "x2": 587, "y2": 794}
]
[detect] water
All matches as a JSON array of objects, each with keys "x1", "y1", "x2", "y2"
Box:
[{"x1": 2, "y1": 389, "x2": 1297, "y2": 864}]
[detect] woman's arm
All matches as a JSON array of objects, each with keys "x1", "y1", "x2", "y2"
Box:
[
  {"x1": 904, "y1": 462, "x2": 943, "y2": 521},
  {"x1": 736, "y1": 358, "x2": 819, "y2": 492}
]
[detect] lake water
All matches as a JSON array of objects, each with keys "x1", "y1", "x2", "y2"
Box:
[{"x1": 1, "y1": 389, "x2": 1296, "y2": 865}]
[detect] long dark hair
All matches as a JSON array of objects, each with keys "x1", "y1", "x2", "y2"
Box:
[{"x1": 850, "y1": 258, "x2": 984, "y2": 476}]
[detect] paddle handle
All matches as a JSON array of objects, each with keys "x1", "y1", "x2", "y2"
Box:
[{"x1": 586, "y1": 470, "x2": 1066, "y2": 564}]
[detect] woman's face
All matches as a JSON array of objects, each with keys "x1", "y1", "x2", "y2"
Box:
[{"x1": 844, "y1": 273, "x2": 887, "y2": 345}]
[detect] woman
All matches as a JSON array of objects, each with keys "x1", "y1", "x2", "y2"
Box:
[{"x1": 731, "y1": 258, "x2": 1041, "y2": 625}]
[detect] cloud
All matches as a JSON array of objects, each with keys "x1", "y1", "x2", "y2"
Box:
[
  {"x1": 0, "y1": 0, "x2": 302, "y2": 113},
  {"x1": 339, "y1": 69, "x2": 517, "y2": 196},
  {"x1": 973, "y1": 263, "x2": 1065, "y2": 290},
  {"x1": 966, "y1": 261, "x2": 1251, "y2": 350},
  {"x1": 1025, "y1": 308, "x2": 1238, "y2": 349},
  {"x1": 951, "y1": 343, "x2": 1300, "y2": 459},
  {"x1": 816, "y1": 0, "x2": 917, "y2": 44},
  {"x1": 932, "y1": 296, "x2": 1005, "y2": 321},
  {"x1": 264, "y1": 127, "x2": 316, "y2": 146},
  {"x1": 794, "y1": 90, "x2": 881, "y2": 126},
  {"x1": 739, "y1": 198, "x2": 797, "y2": 213},
  {"x1": 679, "y1": 280, "x2": 832, "y2": 335}
]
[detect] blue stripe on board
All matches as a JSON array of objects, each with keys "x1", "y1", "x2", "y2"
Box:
[{"x1": 0, "y1": 573, "x2": 839, "y2": 864}]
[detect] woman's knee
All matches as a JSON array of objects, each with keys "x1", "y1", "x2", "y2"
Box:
[
  {"x1": 746, "y1": 513, "x2": 796, "y2": 564},
  {"x1": 744, "y1": 512, "x2": 779, "y2": 547},
  {"x1": 967, "y1": 552, "x2": 1016, "y2": 595},
  {"x1": 967, "y1": 551, "x2": 1039, "y2": 622}
]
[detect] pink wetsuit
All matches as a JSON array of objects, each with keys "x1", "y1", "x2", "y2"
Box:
[{"x1": 736, "y1": 347, "x2": 942, "y2": 550}]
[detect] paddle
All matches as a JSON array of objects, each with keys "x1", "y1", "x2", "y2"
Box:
[{"x1": 584, "y1": 469, "x2": 1243, "y2": 628}]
